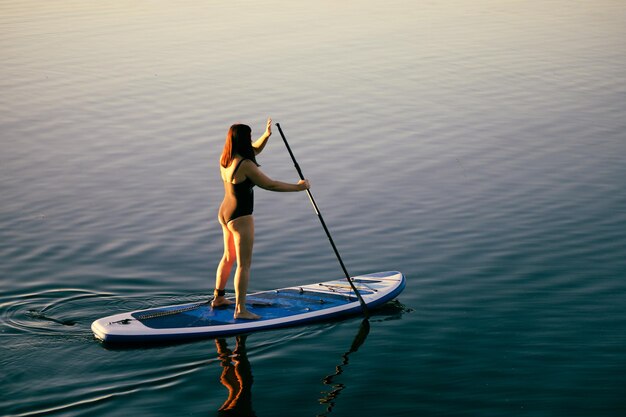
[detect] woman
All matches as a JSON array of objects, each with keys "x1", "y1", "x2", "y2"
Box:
[{"x1": 214, "y1": 117, "x2": 309, "y2": 320}]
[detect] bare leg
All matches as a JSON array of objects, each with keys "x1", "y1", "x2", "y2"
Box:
[
  {"x1": 228, "y1": 216, "x2": 260, "y2": 320},
  {"x1": 213, "y1": 221, "x2": 235, "y2": 308}
]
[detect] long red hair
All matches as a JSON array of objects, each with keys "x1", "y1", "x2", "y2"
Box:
[{"x1": 220, "y1": 124, "x2": 258, "y2": 167}]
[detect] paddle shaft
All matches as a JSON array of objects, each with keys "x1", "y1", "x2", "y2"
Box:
[{"x1": 275, "y1": 123, "x2": 369, "y2": 317}]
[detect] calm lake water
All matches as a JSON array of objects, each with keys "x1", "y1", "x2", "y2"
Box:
[{"x1": 2, "y1": 1, "x2": 626, "y2": 416}]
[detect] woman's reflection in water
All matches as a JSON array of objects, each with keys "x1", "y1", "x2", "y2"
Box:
[
  {"x1": 213, "y1": 320, "x2": 371, "y2": 416},
  {"x1": 215, "y1": 335, "x2": 256, "y2": 417}
]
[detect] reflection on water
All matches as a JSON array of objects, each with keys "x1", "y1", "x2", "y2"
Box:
[
  {"x1": 212, "y1": 320, "x2": 371, "y2": 417},
  {"x1": 317, "y1": 319, "x2": 370, "y2": 417},
  {"x1": 215, "y1": 336, "x2": 256, "y2": 417}
]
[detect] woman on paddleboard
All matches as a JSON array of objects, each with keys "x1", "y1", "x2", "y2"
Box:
[{"x1": 214, "y1": 118, "x2": 310, "y2": 319}]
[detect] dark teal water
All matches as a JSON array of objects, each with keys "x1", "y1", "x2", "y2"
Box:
[{"x1": 2, "y1": 1, "x2": 626, "y2": 416}]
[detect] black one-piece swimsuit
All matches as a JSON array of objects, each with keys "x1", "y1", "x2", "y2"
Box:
[{"x1": 218, "y1": 159, "x2": 255, "y2": 224}]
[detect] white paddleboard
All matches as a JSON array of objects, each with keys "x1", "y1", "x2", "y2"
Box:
[{"x1": 91, "y1": 271, "x2": 405, "y2": 344}]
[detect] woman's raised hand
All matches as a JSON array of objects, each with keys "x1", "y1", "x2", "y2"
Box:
[{"x1": 265, "y1": 117, "x2": 272, "y2": 137}]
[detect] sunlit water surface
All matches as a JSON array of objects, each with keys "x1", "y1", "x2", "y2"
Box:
[{"x1": 2, "y1": 1, "x2": 625, "y2": 416}]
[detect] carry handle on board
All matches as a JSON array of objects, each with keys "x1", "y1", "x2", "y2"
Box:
[{"x1": 275, "y1": 123, "x2": 369, "y2": 318}]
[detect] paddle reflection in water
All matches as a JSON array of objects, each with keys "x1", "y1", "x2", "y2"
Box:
[
  {"x1": 317, "y1": 319, "x2": 370, "y2": 416},
  {"x1": 215, "y1": 335, "x2": 256, "y2": 417},
  {"x1": 211, "y1": 320, "x2": 370, "y2": 417}
]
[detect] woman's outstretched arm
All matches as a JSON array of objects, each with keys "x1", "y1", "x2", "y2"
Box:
[
  {"x1": 252, "y1": 117, "x2": 272, "y2": 155},
  {"x1": 243, "y1": 160, "x2": 309, "y2": 192}
]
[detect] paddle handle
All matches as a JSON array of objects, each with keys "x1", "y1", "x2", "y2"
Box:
[{"x1": 275, "y1": 123, "x2": 369, "y2": 317}]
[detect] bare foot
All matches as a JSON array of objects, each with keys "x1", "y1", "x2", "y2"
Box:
[
  {"x1": 211, "y1": 296, "x2": 234, "y2": 308},
  {"x1": 234, "y1": 310, "x2": 261, "y2": 320}
]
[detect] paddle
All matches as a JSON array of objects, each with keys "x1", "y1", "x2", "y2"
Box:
[{"x1": 275, "y1": 123, "x2": 369, "y2": 317}]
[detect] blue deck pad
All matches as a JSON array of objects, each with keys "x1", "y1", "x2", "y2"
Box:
[{"x1": 133, "y1": 289, "x2": 357, "y2": 329}]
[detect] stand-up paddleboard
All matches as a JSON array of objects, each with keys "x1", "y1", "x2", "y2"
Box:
[{"x1": 92, "y1": 271, "x2": 405, "y2": 344}]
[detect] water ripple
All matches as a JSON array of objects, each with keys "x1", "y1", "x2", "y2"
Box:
[{"x1": 1, "y1": 289, "x2": 109, "y2": 337}]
